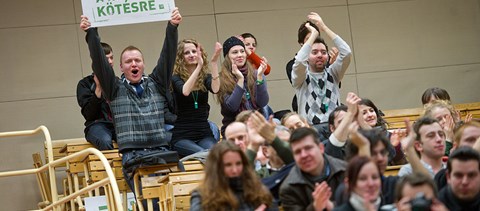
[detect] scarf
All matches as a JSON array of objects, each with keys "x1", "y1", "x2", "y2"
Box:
[{"x1": 349, "y1": 192, "x2": 381, "y2": 211}]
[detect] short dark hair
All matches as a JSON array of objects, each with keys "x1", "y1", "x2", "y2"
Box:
[
  {"x1": 413, "y1": 116, "x2": 439, "y2": 141},
  {"x1": 241, "y1": 33, "x2": 257, "y2": 45},
  {"x1": 328, "y1": 105, "x2": 347, "y2": 127},
  {"x1": 447, "y1": 146, "x2": 480, "y2": 174},
  {"x1": 101, "y1": 42, "x2": 112, "y2": 55},
  {"x1": 394, "y1": 173, "x2": 438, "y2": 202},
  {"x1": 313, "y1": 36, "x2": 329, "y2": 52},
  {"x1": 289, "y1": 127, "x2": 320, "y2": 145},
  {"x1": 297, "y1": 21, "x2": 320, "y2": 44},
  {"x1": 346, "y1": 128, "x2": 390, "y2": 161},
  {"x1": 421, "y1": 87, "x2": 451, "y2": 105}
]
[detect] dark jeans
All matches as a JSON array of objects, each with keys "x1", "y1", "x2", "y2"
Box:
[
  {"x1": 85, "y1": 122, "x2": 115, "y2": 150},
  {"x1": 173, "y1": 136, "x2": 217, "y2": 157},
  {"x1": 209, "y1": 120, "x2": 220, "y2": 142}
]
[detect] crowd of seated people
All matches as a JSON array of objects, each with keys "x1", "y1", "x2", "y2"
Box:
[{"x1": 78, "y1": 8, "x2": 480, "y2": 211}]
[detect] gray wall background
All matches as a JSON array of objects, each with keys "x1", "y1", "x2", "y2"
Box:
[{"x1": 1, "y1": 0, "x2": 479, "y2": 209}]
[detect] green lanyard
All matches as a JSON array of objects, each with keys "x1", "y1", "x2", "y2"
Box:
[{"x1": 192, "y1": 91, "x2": 198, "y2": 109}]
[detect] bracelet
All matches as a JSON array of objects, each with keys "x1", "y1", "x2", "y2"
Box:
[
  {"x1": 212, "y1": 75, "x2": 219, "y2": 80},
  {"x1": 256, "y1": 79, "x2": 264, "y2": 85}
]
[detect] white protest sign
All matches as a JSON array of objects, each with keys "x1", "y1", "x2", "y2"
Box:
[{"x1": 81, "y1": 0, "x2": 175, "y2": 27}]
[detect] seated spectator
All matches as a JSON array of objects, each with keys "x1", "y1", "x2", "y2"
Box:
[
  {"x1": 280, "y1": 127, "x2": 346, "y2": 210},
  {"x1": 217, "y1": 36, "x2": 269, "y2": 136},
  {"x1": 398, "y1": 116, "x2": 446, "y2": 177},
  {"x1": 438, "y1": 147, "x2": 480, "y2": 210},
  {"x1": 170, "y1": 39, "x2": 221, "y2": 157},
  {"x1": 240, "y1": 32, "x2": 274, "y2": 120},
  {"x1": 338, "y1": 120, "x2": 430, "y2": 205},
  {"x1": 435, "y1": 122, "x2": 480, "y2": 191},
  {"x1": 421, "y1": 87, "x2": 451, "y2": 105},
  {"x1": 76, "y1": 42, "x2": 116, "y2": 150},
  {"x1": 247, "y1": 111, "x2": 295, "y2": 177},
  {"x1": 358, "y1": 98, "x2": 406, "y2": 165},
  {"x1": 190, "y1": 141, "x2": 273, "y2": 210},
  {"x1": 454, "y1": 121, "x2": 480, "y2": 148},
  {"x1": 333, "y1": 156, "x2": 382, "y2": 211},
  {"x1": 281, "y1": 112, "x2": 310, "y2": 131},
  {"x1": 394, "y1": 173, "x2": 448, "y2": 211},
  {"x1": 423, "y1": 100, "x2": 459, "y2": 155}
]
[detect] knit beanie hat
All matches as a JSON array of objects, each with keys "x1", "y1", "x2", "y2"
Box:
[{"x1": 223, "y1": 36, "x2": 245, "y2": 57}]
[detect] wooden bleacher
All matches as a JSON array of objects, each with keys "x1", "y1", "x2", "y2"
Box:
[{"x1": 383, "y1": 102, "x2": 480, "y2": 129}]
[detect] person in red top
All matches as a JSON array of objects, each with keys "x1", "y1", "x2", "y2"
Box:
[{"x1": 240, "y1": 33, "x2": 271, "y2": 75}]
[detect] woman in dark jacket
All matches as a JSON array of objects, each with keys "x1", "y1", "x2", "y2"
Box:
[
  {"x1": 190, "y1": 141, "x2": 272, "y2": 210},
  {"x1": 334, "y1": 156, "x2": 382, "y2": 211}
]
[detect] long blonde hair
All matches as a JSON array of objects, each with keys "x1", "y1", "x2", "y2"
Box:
[
  {"x1": 197, "y1": 141, "x2": 272, "y2": 210},
  {"x1": 216, "y1": 58, "x2": 257, "y2": 106},
  {"x1": 173, "y1": 39, "x2": 209, "y2": 92}
]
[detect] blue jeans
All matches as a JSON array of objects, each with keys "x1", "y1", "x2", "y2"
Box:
[
  {"x1": 208, "y1": 120, "x2": 220, "y2": 142},
  {"x1": 173, "y1": 136, "x2": 217, "y2": 157},
  {"x1": 85, "y1": 122, "x2": 115, "y2": 150}
]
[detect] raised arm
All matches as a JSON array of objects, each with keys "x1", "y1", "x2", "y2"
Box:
[
  {"x1": 82, "y1": 16, "x2": 117, "y2": 101},
  {"x1": 209, "y1": 42, "x2": 222, "y2": 93},
  {"x1": 291, "y1": 23, "x2": 319, "y2": 88},
  {"x1": 255, "y1": 60, "x2": 269, "y2": 108},
  {"x1": 403, "y1": 120, "x2": 430, "y2": 176},
  {"x1": 180, "y1": 46, "x2": 203, "y2": 96},
  {"x1": 308, "y1": 12, "x2": 351, "y2": 81},
  {"x1": 249, "y1": 111, "x2": 294, "y2": 164},
  {"x1": 246, "y1": 50, "x2": 272, "y2": 75},
  {"x1": 150, "y1": 7, "x2": 181, "y2": 97},
  {"x1": 332, "y1": 92, "x2": 360, "y2": 143}
]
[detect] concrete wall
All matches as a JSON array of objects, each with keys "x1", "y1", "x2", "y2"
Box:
[{"x1": 1, "y1": 0, "x2": 479, "y2": 209}]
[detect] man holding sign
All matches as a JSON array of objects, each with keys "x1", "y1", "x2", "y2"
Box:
[{"x1": 80, "y1": 8, "x2": 182, "y2": 194}]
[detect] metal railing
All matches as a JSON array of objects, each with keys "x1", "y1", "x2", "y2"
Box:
[{"x1": 0, "y1": 126, "x2": 123, "y2": 211}]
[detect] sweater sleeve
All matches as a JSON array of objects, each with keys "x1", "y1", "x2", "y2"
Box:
[
  {"x1": 254, "y1": 75, "x2": 269, "y2": 108},
  {"x1": 222, "y1": 85, "x2": 245, "y2": 112},
  {"x1": 271, "y1": 137, "x2": 294, "y2": 164},
  {"x1": 247, "y1": 52, "x2": 271, "y2": 75},
  {"x1": 328, "y1": 36, "x2": 352, "y2": 82},
  {"x1": 291, "y1": 43, "x2": 311, "y2": 89},
  {"x1": 85, "y1": 28, "x2": 117, "y2": 101}
]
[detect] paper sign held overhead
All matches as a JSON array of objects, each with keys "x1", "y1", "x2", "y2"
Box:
[{"x1": 81, "y1": 0, "x2": 175, "y2": 27}]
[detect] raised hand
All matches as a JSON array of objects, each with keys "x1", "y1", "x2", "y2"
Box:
[
  {"x1": 307, "y1": 12, "x2": 327, "y2": 31},
  {"x1": 444, "y1": 115, "x2": 455, "y2": 141},
  {"x1": 349, "y1": 122, "x2": 370, "y2": 151},
  {"x1": 80, "y1": 15, "x2": 91, "y2": 31},
  {"x1": 211, "y1": 42, "x2": 222, "y2": 63},
  {"x1": 195, "y1": 45, "x2": 204, "y2": 68},
  {"x1": 390, "y1": 129, "x2": 407, "y2": 147},
  {"x1": 345, "y1": 92, "x2": 361, "y2": 115},
  {"x1": 248, "y1": 111, "x2": 276, "y2": 143},
  {"x1": 257, "y1": 57, "x2": 268, "y2": 77},
  {"x1": 328, "y1": 47, "x2": 339, "y2": 65},
  {"x1": 231, "y1": 58, "x2": 244, "y2": 79},
  {"x1": 312, "y1": 182, "x2": 333, "y2": 211},
  {"x1": 170, "y1": 7, "x2": 182, "y2": 25},
  {"x1": 304, "y1": 22, "x2": 319, "y2": 34}
]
